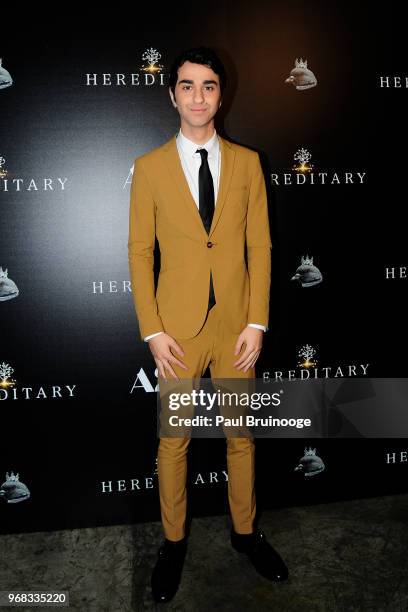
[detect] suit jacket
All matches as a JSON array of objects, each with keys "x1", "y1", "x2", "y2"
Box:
[{"x1": 128, "y1": 133, "x2": 272, "y2": 340}]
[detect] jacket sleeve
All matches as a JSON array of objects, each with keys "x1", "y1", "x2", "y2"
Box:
[
  {"x1": 128, "y1": 157, "x2": 165, "y2": 340},
  {"x1": 245, "y1": 152, "x2": 272, "y2": 330}
]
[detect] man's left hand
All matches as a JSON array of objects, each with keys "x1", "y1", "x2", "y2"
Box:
[{"x1": 233, "y1": 326, "x2": 263, "y2": 372}]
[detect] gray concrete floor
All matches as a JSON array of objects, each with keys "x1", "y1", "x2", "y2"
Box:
[{"x1": 0, "y1": 494, "x2": 407, "y2": 611}]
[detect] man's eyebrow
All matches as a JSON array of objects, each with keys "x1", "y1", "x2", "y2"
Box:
[{"x1": 178, "y1": 79, "x2": 219, "y2": 85}]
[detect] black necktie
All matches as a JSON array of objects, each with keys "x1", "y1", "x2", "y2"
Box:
[
  {"x1": 196, "y1": 148, "x2": 215, "y2": 231},
  {"x1": 196, "y1": 147, "x2": 216, "y2": 310}
]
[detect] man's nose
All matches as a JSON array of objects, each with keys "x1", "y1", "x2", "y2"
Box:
[{"x1": 193, "y1": 88, "x2": 205, "y2": 103}]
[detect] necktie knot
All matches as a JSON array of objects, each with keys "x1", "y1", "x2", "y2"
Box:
[{"x1": 196, "y1": 147, "x2": 208, "y2": 161}]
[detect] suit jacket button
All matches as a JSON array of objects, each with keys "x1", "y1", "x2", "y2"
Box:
[{"x1": 207, "y1": 241, "x2": 213, "y2": 248}]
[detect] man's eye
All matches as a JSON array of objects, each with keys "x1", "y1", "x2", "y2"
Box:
[{"x1": 181, "y1": 85, "x2": 215, "y2": 91}]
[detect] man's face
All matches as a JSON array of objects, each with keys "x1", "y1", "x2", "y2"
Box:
[{"x1": 169, "y1": 60, "x2": 222, "y2": 128}]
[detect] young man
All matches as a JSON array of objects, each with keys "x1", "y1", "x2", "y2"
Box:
[{"x1": 128, "y1": 47, "x2": 288, "y2": 603}]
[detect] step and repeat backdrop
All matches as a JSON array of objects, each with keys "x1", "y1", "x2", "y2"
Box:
[{"x1": 1, "y1": 3, "x2": 407, "y2": 534}]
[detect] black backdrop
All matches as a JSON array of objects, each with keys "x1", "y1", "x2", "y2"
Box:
[{"x1": 1, "y1": 2, "x2": 408, "y2": 534}]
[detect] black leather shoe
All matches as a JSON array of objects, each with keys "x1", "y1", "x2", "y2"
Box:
[
  {"x1": 151, "y1": 537, "x2": 187, "y2": 603},
  {"x1": 231, "y1": 528, "x2": 288, "y2": 582}
]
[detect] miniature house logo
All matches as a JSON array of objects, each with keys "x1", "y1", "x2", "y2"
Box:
[
  {"x1": 0, "y1": 471, "x2": 30, "y2": 503},
  {"x1": 85, "y1": 47, "x2": 167, "y2": 87},
  {"x1": 294, "y1": 447, "x2": 325, "y2": 476},
  {"x1": 285, "y1": 58, "x2": 317, "y2": 90},
  {"x1": 0, "y1": 361, "x2": 77, "y2": 400},
  {"x1": 0, "y1": 267, "x2": 19, "y2": 301},
  {"x1": 0, "y1": 58, "x2": 13, "y2": 90},
  {"x1": 291, "y1": 255, "x2": 323, "y2": 287},
  {"x1": 271, "y1": 147, "x2": 366, "y2": 186}
]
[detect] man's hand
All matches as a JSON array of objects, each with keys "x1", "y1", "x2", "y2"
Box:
[
  {"x1": 234, "y1": 326, "x2": 263, "y2": 372},
  {"x1": 148, "y1": 333, "x2": 188, "y2": 381}
]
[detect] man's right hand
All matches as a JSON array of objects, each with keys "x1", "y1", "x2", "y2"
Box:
[{"x1": 148, "y1": 333, "x2": 188, "y2": 381}]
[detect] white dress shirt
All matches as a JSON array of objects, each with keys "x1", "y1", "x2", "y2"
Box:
[{"x1": 143, "y1": 127, "x2": 267, "y2": 341}]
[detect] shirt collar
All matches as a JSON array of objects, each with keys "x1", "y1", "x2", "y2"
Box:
[{"x1": 176, "y1": 127, "x2": 219, "y2": 158}]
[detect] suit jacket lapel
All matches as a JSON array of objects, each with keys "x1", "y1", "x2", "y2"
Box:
[
  {"x1": 161, "y1": 133, "x2": 236, "y2": 238},
  {"x1": 210, "y1": 135, "x2": 235, "y2": 236}
]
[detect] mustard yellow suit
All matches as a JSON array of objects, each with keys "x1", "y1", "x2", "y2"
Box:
[
  {"x1": 128, "y1": 133, "x2": 272, "y2": 341},
  {"x1": 128, "y1": 133, "x2": 272, "y2": 540}
]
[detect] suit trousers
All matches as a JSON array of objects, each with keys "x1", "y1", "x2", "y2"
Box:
[{"x1": 157, "y1": 302, "x2": 256, "y2": 541}]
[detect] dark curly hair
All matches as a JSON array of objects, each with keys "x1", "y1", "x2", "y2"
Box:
[{"x1": 169, "y1": 46, "x2": 227, "y2": 98}]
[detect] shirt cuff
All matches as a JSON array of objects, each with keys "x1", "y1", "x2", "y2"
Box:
[
  {"x1": 247, "y1": 323, "x2": 267, "y2": 332},
  {"x1": 144, "y1": 331, "x2": 164, "y2": 342}
]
